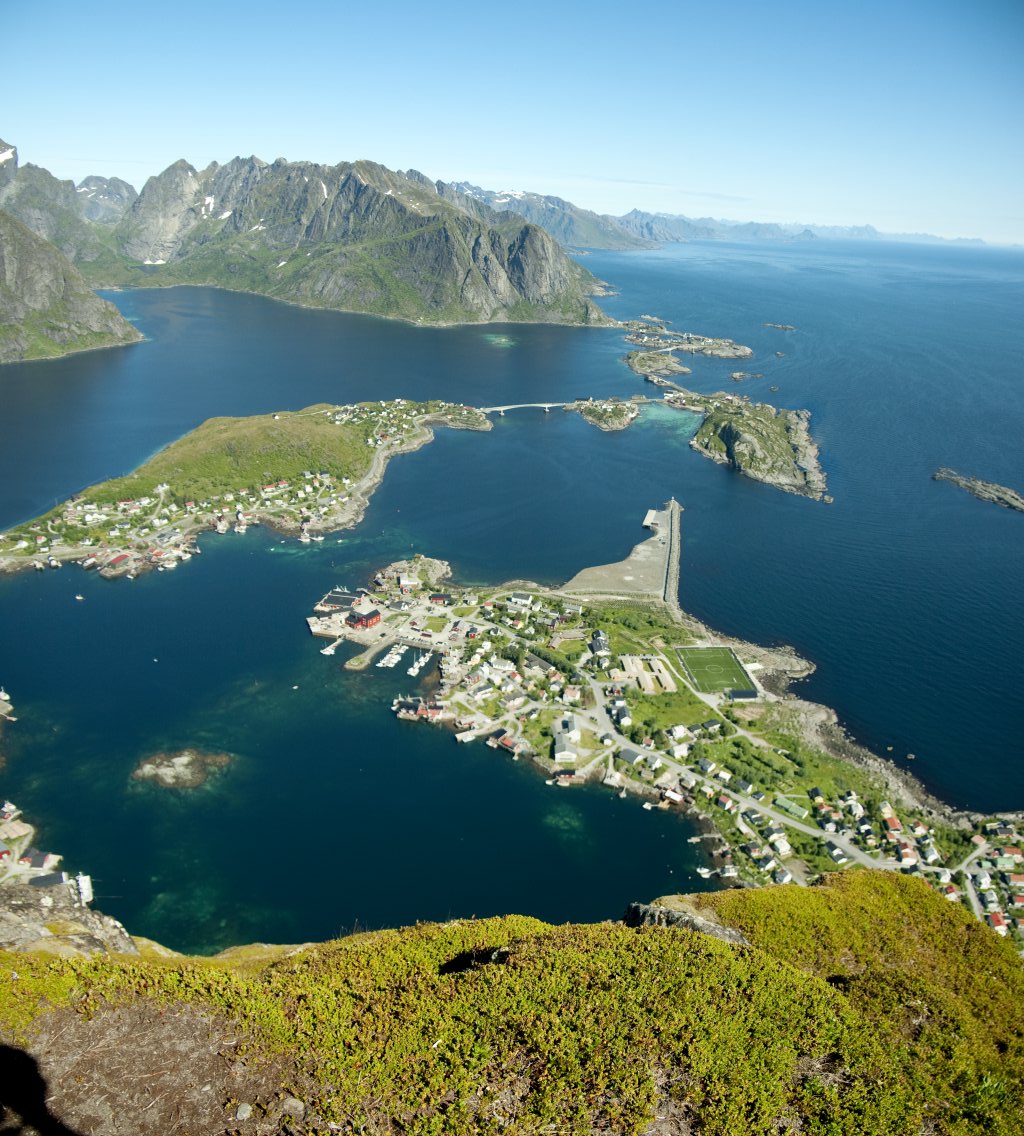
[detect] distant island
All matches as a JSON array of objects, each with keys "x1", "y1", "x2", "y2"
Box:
[
  {"x1": 934, "y1": 468, "x2": 1024, "y2": 512},
  {"x1": 447, "y1": 183, "x2": 987, "y2": 251}
]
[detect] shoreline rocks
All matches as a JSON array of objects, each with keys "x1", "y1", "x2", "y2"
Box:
[
  {"x1": 131, "y1": 748, "x2": 232, "y2": 789},
  {"x1": 934, "y1": 468, "x2": 1024, "y2": 512}
]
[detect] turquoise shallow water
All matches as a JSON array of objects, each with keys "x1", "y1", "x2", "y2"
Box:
[{"x1": 0, "y1": 240, "x2": 1022, "y2": 950}]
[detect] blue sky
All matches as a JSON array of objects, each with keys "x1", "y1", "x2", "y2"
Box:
[{"x1": 5, "y1": 0, "x2": 1023, "y2": 243}]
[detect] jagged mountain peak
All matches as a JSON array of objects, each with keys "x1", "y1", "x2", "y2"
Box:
[
  {"x1": 0, "y1": 138, "x2": 17, "y2": 190},
  {"x1": 106, "y1": 152, "x2": 607, "y2": 324}
]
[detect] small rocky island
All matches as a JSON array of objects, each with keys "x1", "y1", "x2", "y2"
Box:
[
  {"x1": 131, "y1": 748, "x2": 233, "y2": 789},
  {"x1": 624, "y1": 319, "x2": 753, "y2": 359},
  {"x1": 573, "y1": 397, "x2": 643, "y2": 431},
  {"x1": 934, "y1": 468, "x2": 1024, "y2": 512},
  {"x1": 684, "y1": 394, "x2": 829, "y2": 501},
  {"x1": 625, "y1": 350, "x2": 692, "y2": 379}
]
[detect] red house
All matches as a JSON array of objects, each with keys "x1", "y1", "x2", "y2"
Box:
[{"x1": 347, "y1": 608, "x2": 382, "y2": 630}]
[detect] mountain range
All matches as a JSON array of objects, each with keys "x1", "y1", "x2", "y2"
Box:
[
  {"x1": 0, "y1": 133, "x2": 985, "y2": 364},
  {"x1": 450, "y1": 183, "x2": 985, "y2": 250},
  {"x1": 0, "y1": 138, "x2": 611, "y2": 363}
]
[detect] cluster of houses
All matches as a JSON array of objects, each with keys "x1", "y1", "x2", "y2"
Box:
[
  {"x1": 0, "y1": 800, "x2": 85, "y2": 895},
  {"x1": 6, "y1": 399, "x2": 482, "y2": 571},
  {"x1": 316, "y1": 577, "x2": 1024, "y2": 942},
  {"x1": 968, "y1": 820, "x2": 1024, "y2": 938}
]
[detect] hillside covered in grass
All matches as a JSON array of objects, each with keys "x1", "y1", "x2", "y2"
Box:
[{"x1": 1, "y1": 872, "x2": 1020, "y2": 1135}]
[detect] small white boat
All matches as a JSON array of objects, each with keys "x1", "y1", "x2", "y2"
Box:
[
  {"x1": 75, "y1": 594, "x2": 84, "y2": 601},
  {"x1": 642, "y1": 801, "x2": 654, "y2": 811}
]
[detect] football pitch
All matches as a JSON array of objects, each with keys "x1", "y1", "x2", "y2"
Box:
[{"x1": 676, "y1": 647, "x2": 754, "y2": 694}]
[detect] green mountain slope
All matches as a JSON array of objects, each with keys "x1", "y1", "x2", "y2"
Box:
[
  {"x1": 2, "y1": 872, "x2": 1020, "y2": 1135},
  {"x1": 0, "y1": 209, "x2": 142, "y2": 363},
  {"x1": 109, "y1": 156, "x2": 609, "y2": 324}
]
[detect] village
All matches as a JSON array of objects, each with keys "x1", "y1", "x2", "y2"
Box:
[
  {"x1": 306, "y1": 557, "x2": 1024, "y2": 947},
  {"x1": 0, "y1": 798, "x2": 94, "y2": 904},
  {"x1": 0, "y1": 399, "x2": 489, "y2": 579}
]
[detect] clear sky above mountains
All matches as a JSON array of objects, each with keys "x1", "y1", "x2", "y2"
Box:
[{"x1": 6, "y1": 0, "x2": 1023, "y2": 244}]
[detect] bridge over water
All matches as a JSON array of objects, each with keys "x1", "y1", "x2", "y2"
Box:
[{"x1": 479, "y1": 402, "x2": 565, "y2": 414}]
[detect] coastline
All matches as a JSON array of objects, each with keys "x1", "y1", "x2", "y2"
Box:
[
  {"x1": 95, "y1": 280, "x2": 618, "y2": 331},
  {"x1": 350, "y1": 519, "x2": 1021, "y2": 911},
  {"x1": 0, "y1": 404, "x2": 493, "y2": 581}
]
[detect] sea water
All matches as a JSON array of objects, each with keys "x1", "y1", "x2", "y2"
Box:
[{"x1": 0, "y1": 239, "x2": 1021, "y2": 950}]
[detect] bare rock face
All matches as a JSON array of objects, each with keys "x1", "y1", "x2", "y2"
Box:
[
  {"x1": 75, "y1": 175, "x2": 138, "y2": 224},
  {"x1": 0, "y1": 141, "x2": 138, "y2": 267},
  {"x1": 622, "y1": 900, "x2": 751, "y2": 947},
  {"x1": 113, "y1": 154, "x2": 609, "y2": 324},
  {"x1": 118, "y1": 158, "x2": 205, "y2": 262},
  {"x1": 0, "y1": 138, "x2": 16, "y2": 191},
  {"x1": 0, "y1": 878, "x2": 136, "y2": 956},
  {"x1": 0, "y1": 210, "x2": 142, "y2": 363}
]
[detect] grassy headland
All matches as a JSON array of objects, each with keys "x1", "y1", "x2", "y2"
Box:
[{"x1": 0, "y1": 400, "x2": 489, "y2": 576}]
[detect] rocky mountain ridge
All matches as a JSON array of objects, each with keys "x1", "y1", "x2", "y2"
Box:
[
  {"x1": 112, "y1": 155, "x2": 609, "y2": 323},
  {"x1": 0, "y1": 206, "x2": 142, "y2": 363},
  {"x1": 0, "y1": 137, "x2": 610, "y2": 329},
  {"x1": 440, "y1": 181, "x2": 655, "y2": 250}
]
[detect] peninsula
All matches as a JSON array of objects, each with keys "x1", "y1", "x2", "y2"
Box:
[
  {"x1": 934, "y1": 467, "x2": 1024, "y2": 512},
  {"x1": 303, "y1": 515, "x2": 1022, "y2": 936},
  {"x1": 0, "y1": 400, "x2": 490, "y2": 577}
]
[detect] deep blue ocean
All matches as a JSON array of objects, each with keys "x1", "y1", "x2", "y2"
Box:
[{"x1": 0, "y1": 239, "x2": 1021, "y2": 952}]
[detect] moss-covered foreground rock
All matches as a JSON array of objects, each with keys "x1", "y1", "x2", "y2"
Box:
[{"x1": 1, "y1": 872, "x2": 1021, "y2": 1134}]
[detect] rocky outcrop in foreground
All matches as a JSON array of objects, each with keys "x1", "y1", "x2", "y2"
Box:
[
  {"x1": 934, "y1": 468, "x2": 1024, "y2": 512},
  {"x1": 622, "y1": 900, "x2": 751, "y2": 946},
  {"x1": 0, "y1": 878, "x2": 136, "y2": 956}
]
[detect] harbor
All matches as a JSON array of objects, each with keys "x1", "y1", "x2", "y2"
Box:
[{"x1": 298, "y1": 515, "x2": 1024, "y2": 934}]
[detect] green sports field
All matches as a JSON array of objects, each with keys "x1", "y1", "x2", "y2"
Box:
[{"x1": 676, "y1": 646, "x2": 754, "y2": 694}]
